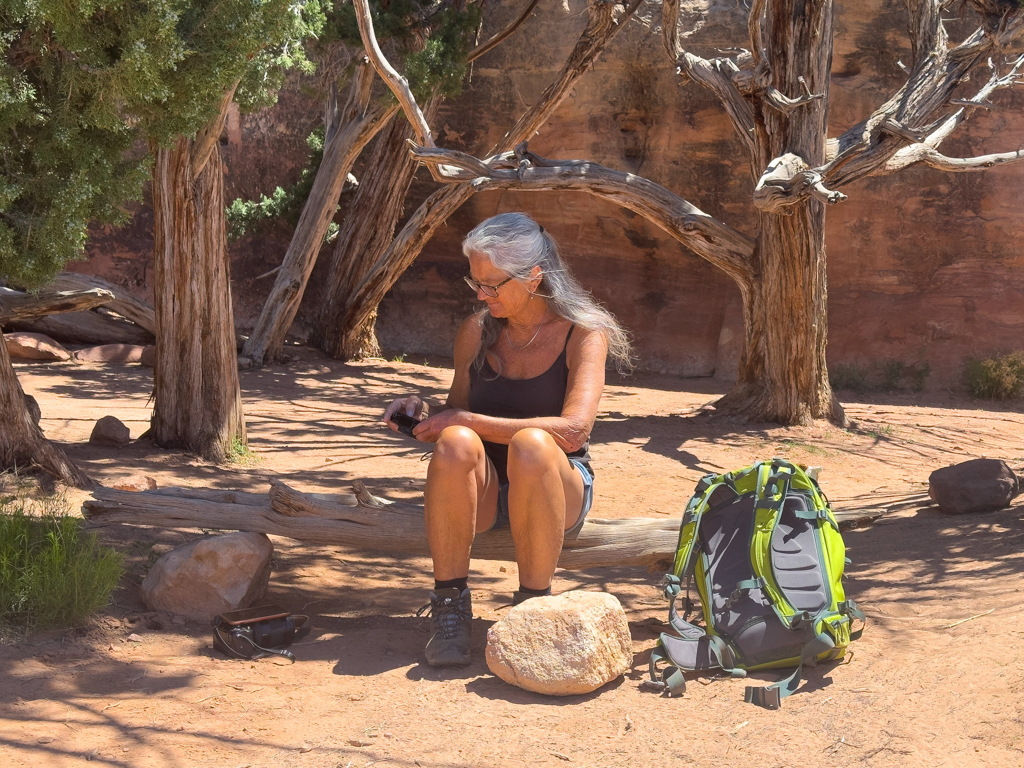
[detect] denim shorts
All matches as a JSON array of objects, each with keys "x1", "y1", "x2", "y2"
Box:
[{"x1": 489, "y1": 458, "x2": 594, "y2": 538}]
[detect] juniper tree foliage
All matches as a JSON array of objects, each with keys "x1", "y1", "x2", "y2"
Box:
[{"x1": 1, "y1": 0, "x2": 323, "y2": 289}]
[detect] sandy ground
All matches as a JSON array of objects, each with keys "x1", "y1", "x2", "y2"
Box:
[{"x1": 2, "y1": 348, "x2": 1023, "y2": 768}]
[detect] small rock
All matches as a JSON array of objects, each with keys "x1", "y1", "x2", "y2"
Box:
[
  {"x1": 140, "y1": 532, "x2": 274, "y2": 621},
  {"x1": 485, "y1": 591, "x2": 632, "y2": 696},
  {"x1": 110, "y1": 475, "x2": 157, "y2": 492},
  {"x1": 89, "y1": 416, "x2": 130, "y2": 447},
  {"x1": 140, "y1": 345, "x2": 156, "y2": 367},
  {"x1": 73, "y1": 344, "x2": 147, "y2": 364},
  {"x1": 171, "y1": 615, "x2": 187, "y2": 626},
  {"x1": 237, "y1": 356, "x2": 252, "y2": 369},
  {"x1": 929, "y1": 458, "x2": 1021, "y2": 514},
  {"x1": 4, "y1": 332, "x2": 70, "y2": 361},
  {"x1": 126, "y1": 634, "x2": 144, "y2": 643}
]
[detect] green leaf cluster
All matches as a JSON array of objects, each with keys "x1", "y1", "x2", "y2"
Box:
[
  {"x1": 1, "y1": 0, "x2": 324, "y2": 288},
  {"x1": 226, "y1": 126, "x2": 327, "y2": 239}
]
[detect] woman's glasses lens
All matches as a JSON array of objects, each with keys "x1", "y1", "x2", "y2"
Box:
[{"x1": 464, "y1": 276, "x2": 499, "y2": 297}]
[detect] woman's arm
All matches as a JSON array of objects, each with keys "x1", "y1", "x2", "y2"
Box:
[
  {"x1": 384, "y1": 313, "x2": 483, "y2": 435},
  {"x1": 413, "y1": 325, "x2": 608, "y2": 451}
]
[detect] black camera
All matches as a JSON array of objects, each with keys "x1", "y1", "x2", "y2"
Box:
[{"x1": 389, "y1": 411, "x2": 420, "y2": 438}]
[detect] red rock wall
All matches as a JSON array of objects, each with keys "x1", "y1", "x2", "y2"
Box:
[{"x1": 76, "y1": 1, "x2": 1024, "y2": 387}]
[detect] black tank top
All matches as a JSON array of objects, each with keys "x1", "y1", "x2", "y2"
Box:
[{"x1": 468, "y1": 325, "x2": 592, "y2": 484}]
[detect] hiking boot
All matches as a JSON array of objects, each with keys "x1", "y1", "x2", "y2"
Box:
[{"x1": 423, "y1": 588, "x2": 472, "y2": 667}]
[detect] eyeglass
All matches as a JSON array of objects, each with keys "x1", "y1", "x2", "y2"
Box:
[{"x1": 464, "y1": 274, "x2": 514, "y2": 298}]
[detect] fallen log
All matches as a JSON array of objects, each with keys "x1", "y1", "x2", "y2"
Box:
[
  {"x1": 82, "y1": 481, "x2": 681, "y2": 570},
  {"x1": 0, "y1": 287, "x2": 114, "y2": 325},
  {"x1": 9, "y1": 308, "x2": 154, "y2": 345},
  {"x1": 46, "y1": 273, "x2": 156, "y2": 334},
  {"x1": 82, "y1": 481, "x2": 886, "y2": 570}
]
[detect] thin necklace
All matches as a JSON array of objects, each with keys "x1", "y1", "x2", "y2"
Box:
[{"x1": 505, "y1": 324, "x2": 542, "y2": 351}]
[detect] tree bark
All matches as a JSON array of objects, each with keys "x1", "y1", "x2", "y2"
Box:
[
  {"x1": 241, "y1": 60, "x2": 398, "y2": 367},
  {"x1": 313, "y1": 96, "x2": 441, "y2": 359},
  {"x1": 150, "y1": 124, "x2": 246, "y2": 461},
  {"x1": 327, "y1": 0, "x2": 643, "y2": 360},
  {"x1": 715, "y1": 0, "x2": 842, "y2": 425},
  {"x1": 0, "y1": 333, "x2": 93, "y2": 488}
]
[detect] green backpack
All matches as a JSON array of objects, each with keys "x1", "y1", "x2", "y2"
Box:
[{"x1": 648, "y1": 459, "x2": 865, "y2": 709}]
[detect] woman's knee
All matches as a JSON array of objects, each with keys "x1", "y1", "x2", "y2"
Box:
[
  {"x1": 507, "y1": 428, "x2": 560, "y2": 478},
  {"x1": 430, "y1": 425, "x2": 485, "y2": 470}
]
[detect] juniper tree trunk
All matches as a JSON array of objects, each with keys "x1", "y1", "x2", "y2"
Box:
[
  {"x1": 150, "y1": 133, "x2": 246, "y2": 461},
  {"x1": 0, "y1": 334, "x2": 93, "y2": 487},
  {"x1": 717, "y1": 0, "x2": 844, "y2": 425},
  {"x1": 313, "y1": 96, "x2": 440, "y2": 359}
]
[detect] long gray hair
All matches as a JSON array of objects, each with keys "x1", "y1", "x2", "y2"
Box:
[{"x1": 463, "y1": 212, "x2": 632, "y2": 374}]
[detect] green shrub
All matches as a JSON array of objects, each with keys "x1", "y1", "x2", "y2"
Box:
[
  {"x1": 829, "y1": 360, "x2": 931, "y2": 394},
  {"x1": 829, "y1": 363, "x2": 872, "y2": 394},
  {"x1": 965, "y1": 351, "x2": 1024, "y2": 400},
  {"x1": 0, "y1": 495, "x2": 123, "y2": 630}
]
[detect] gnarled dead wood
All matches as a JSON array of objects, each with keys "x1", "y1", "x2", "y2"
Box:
[
  {"x1": 82, "y1": 480, "x2": 885, "y2": 568},
  {"x1": 82, "y1": 480, "x2": 680, "y2": 569},
  {"x1": 0, "y1": 288, "x2": 113, "y2": 325},
  {"x1": 410, "y1": 144, "x2": 756, "y2": 289},
  {"x1": 45, "y1": 272, "x2": 156, "y2": 334},
  {"x1": 8, "y1": 309, "x2": 153, "y2": 346}
]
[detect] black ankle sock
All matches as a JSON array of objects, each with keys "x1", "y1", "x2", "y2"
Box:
[
  {"x1": 435, "y1": 577, "x2": 468, "y2": 593},
  {"x1": 517, "y1": 585, "x2": 551, "y2": 597}
]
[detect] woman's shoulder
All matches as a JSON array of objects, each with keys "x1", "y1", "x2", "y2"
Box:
[
  {"x1": 452, "y1": 311, "x2": 487, "y2": 368},
  {"x1": 565, "y1": 323, "x2": 608, "y2": 367}
]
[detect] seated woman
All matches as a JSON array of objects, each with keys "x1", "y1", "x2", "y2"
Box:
[{"x1": 383, "y1": 212, "x2": 631, "y2": 667}]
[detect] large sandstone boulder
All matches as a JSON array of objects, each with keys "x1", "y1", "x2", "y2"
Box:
[
  {"x1": 89, "y1": 415, "x2": 130, "y2": 447},
  {"x1": 140, "y1": 532, "x2": 274, "y2": 621},
  {"x1": 73, "y1": 343, "x2": 147, "y2": 363},
  {"x1": 485, "y1": 591, "x2": 632, "y2": 696},
  {"x1": 929, "y1": 459, "x2": 1021, "y2": 514},
  {"x1": 4, "y1": 332, "x2": 70, "y2": 361}
]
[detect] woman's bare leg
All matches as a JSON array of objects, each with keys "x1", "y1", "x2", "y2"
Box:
[
  {"x1": 424, "y1": 425, "x2": 499, "y2": 581},
  {"x1": 505, "y1": 428, "x2": 585, "y2": 591}
]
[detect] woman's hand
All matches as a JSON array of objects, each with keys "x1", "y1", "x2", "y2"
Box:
[
  {"x1": 383, "y1": 395, "x2": 425, "y2": 434},
  {"x1": 411, "y1": 408, "x2": 470, "y2": 443}
]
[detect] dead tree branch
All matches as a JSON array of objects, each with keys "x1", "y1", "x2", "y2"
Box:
[
  {"x1": 676, "y1": 52, "x2": 757, "y2": 155},
  {"x1": 353, "y1": 0, "x2": 434, "y2": 149},
  {"x1": 466, "y1": 0, "x2": 541, "y2": 63},
  {"x1": 411, "y1": 142, "x2": 756, "y2": 289},
  {"x1": 748, "y1": 1, "x2": 1024, "y2": 210},
  {"x1": 880, "y1": 53, "x2": 1024, "y2": 173}
]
